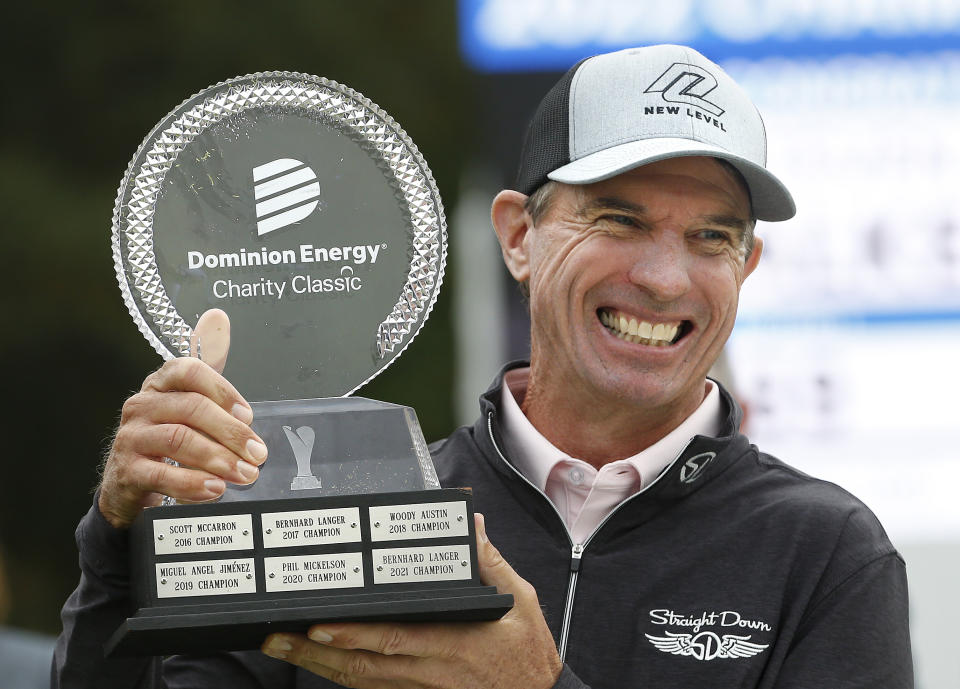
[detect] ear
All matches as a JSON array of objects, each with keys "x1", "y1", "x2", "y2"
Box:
[
  {"x1": 742, "y1": 236, "x2": 763, "y2": 281},
  {"x1": 490, "y1": 190, "x2": 533, "y2": 283}
]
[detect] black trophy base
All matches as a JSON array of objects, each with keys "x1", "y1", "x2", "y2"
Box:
[
  {"x1": 106, "y1": 586, "x2": 512, "y2": 657},
  {"x1": 106, "y1": 488, "x2": 512, "y2": 657}
]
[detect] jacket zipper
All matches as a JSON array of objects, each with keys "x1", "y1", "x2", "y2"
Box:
[
  {"x1": 486, "y1": 412, "x2": 692, "y2": 661},
  {"x1": 560, "y1": 543, "x2": 583, "y2": 659}
]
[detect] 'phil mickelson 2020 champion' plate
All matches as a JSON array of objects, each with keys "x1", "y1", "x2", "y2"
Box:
[{"x1": 112, "y1": 72, "x2": 446, "y2": 401}]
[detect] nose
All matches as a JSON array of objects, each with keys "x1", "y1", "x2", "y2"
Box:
[{"x1": 626, "y1": 234, "x2": 692, "y2": 302}]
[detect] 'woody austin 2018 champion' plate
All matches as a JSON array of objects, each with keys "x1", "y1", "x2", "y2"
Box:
[
  {"x1": 113, "y1": 71, "x2": 445, "y2": 401},
  {"x1": 107, "y1": 73, "x2": 512, "y2": 657}
]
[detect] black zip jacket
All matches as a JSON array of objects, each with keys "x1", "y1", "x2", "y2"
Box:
[{"x1": 54, "y1": 364, "x2": 913, "y2": 688}]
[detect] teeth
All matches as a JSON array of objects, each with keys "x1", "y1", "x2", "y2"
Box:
[{"x1": 600, "y1": 309, "x2": 682, "y2": 346}]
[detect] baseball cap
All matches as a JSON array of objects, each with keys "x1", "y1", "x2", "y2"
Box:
[{"x1": 514, "y1": 44, "x2": 796, "y2": 222}]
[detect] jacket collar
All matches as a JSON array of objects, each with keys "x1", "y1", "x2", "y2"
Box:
[{"x1": 474, "y1": 360, "x2": 751, "y2": 505}]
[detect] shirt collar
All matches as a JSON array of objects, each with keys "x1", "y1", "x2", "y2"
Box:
[{"x1": 499, "y1": 367, "x2": 723, "y2": 491}]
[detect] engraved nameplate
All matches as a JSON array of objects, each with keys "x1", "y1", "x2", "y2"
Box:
[
  {"x1": 372, "y1": 545, "x2": 472, "y2": 584},
  {"x1": 153, "y1": 515, "x2": 253, "y2": 555},
  {"x1": 369, "y1": 501, "x2": 469, "y2": 542},
  {"x1": 261, "y1": 508, "x2": 362, "y2": 548},
  {"x1": 155, "y1": 558, "x2": 257, "y2": 598},
  {"x1": 264, "y1": 553, "x2": 365, "y2": 592}
]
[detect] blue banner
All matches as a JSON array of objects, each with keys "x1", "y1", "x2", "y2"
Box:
[{"x1": 459, "y1": 0, "x2": 960, "y2": 72}]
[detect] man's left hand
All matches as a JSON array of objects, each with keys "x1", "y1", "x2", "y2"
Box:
[{"x1": 261, "y1": 514, "x2": 563, "y2": 689}]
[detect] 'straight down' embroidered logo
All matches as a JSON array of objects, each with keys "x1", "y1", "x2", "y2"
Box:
[{"x1": 645, "y1": 609, "x2": 770, "y2": 662}]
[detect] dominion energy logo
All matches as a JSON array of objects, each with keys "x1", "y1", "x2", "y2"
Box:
[{"x1": 252, "y1": 158, "x2": 321, "y2": 236}]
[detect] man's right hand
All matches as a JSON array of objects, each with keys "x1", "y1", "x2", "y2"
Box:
[{"x1": 98, "y1": 357, "x2": 267, "y2": 529}]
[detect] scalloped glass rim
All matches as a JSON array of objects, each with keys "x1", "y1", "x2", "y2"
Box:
[{"x1": 111, "y1": 71, "x2": 447, "y2": 398}]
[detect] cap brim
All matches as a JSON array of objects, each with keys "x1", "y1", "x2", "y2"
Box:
[{"x1": 547, "y1": 138, "x2": 796, "y2": 222}]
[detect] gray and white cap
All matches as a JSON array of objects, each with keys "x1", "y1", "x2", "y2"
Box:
[{"x1": 514, "y1": 44, "x2": 795, "y2": 222}]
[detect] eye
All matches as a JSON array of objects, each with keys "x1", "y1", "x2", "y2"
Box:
[
  {"x1": 600, "y1": 214, "x2": 640, "y2": 228},
  {"x1": 696, "y1": 229, "x2": 731, "y2": 242},
  {"x1": 693, "y1": 229, "x2": 742, "y2": 249},
  {"x1": 690, "y1": 228, "x2": 743, "y2": 255}
]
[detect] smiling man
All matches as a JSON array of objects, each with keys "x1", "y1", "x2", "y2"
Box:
[
  {"x1": 493, "y1": 158, "x2": 760, "y2": 465},
  {"x1": 55, "y1": 45, "x2": 912, "y2": 689}
]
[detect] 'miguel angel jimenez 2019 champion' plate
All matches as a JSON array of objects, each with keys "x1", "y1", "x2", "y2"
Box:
[{"x1": 112, "y1": 71, "x2": 446, "y2": 402}]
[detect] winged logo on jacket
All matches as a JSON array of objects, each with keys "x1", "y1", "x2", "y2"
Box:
[{"x1": 645, "y1": 631, "x2": 769, "y2": 661}]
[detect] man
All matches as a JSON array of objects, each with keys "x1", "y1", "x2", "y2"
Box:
[{"x1": 55, "y1": 45, "x2": 913, "y2": 688}]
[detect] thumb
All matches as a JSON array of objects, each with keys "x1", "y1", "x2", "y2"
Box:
[
  {"x1": 474, "y1": 513, "x2": 523, "y2": 593},
  {"x1": 190, "y1": 309, "x2": 231, "y2": 374}
]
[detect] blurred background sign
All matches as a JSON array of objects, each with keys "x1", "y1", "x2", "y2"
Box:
[{"x1": 460, "y1": 0, "x2": 960, "y2": 70}]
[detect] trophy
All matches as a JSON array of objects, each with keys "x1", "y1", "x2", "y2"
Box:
[{"x1": 105, "y1": 73, "x2": 512, "y2": 657}]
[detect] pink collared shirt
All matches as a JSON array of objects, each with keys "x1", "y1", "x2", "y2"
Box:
[{"x1": 499, "y1": 367, "x2": 722, "y2": 545}]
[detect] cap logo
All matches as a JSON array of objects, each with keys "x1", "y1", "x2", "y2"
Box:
[{"x1": 644, "y1": 63, "x2": 724, "y2": 117}]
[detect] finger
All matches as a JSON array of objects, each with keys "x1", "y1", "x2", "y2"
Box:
[
  {"x1": 141, "y1": 357, "x2": 252, "y2": 424},
  {"x1": 473, "y1": 513, "x2": 542, "y2": 617},
  {"x1": 126, "y1": 456, "x2": 227, "y2": 501},
  {"x1": 303, "y1": 620, "x2": 466, "y2": 660},
  {"x1": 474, "y1": 513, "x2": 520, "y2": 592},
  {"x1": 262, "y1": 633, "x2": 414, "y2": 688},
  {"x1": 120, "y1": 423, "x2": 261, "y2": 485},
  {"x1": 121, "y1": 390, "x2": 267, "y2": 467},
  {"x1": 190, "y1": 308, "x2": 231, "y2": 374},
  {"x1": 100, "y1": 455, "x2": 226, "y2": 525}
]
